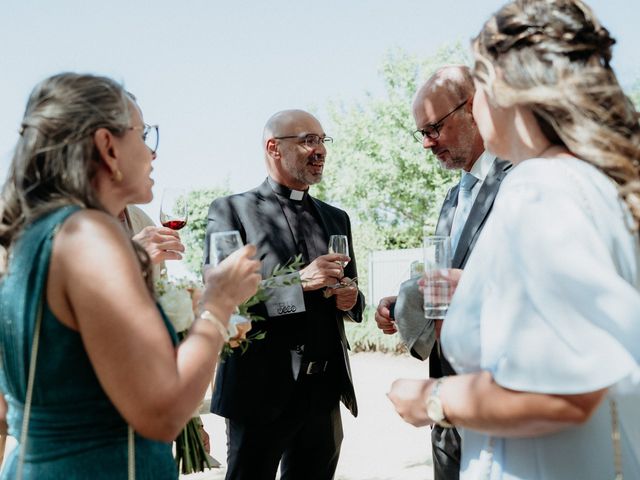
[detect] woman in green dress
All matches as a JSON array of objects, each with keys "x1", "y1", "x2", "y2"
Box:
[{"x1": 0, "y1": 73, "x2": 261, "y2": 479}]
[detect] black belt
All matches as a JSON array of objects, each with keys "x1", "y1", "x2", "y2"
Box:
[{"x1": 300, "y1": 360, "x2": 329, "y2": 375}]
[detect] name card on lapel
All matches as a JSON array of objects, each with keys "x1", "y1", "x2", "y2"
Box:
[{"x1": 263, "y1": 272, "x2": 306, "y2": 317}]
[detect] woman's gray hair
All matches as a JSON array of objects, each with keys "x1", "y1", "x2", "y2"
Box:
[
  {"x1": 0, "y1": 73, "x2": 153, "y2": 287},
  {"x1": 473, "y1": 0, "x2": 640, "y2": 227}
]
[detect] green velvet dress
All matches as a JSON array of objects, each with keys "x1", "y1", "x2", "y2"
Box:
[{"x1": 0, "y1": 206, "x2": 178, "y2": 479}]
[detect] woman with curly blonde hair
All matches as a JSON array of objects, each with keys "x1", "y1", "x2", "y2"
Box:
[{"x1": 389, "y1": 1, "x2": 640, "y2": 478}]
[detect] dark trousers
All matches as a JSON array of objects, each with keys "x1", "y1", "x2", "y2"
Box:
[
  {"x1": 431, "y1": 425, "x2": 461, "y2": 480},
  {"x1": 430, "y1": 346, "x2": 461, "y2": 480},
  {"x1": 224, "y1": 390, "x2": 343, "y2": 480}
]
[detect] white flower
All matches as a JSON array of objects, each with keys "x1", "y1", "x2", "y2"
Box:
[{"x1": 157, "y1": 277, "x2": 196, "y2": 333}]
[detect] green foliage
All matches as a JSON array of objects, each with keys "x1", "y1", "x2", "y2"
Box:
[
  {"x1": 345, "y1": 308, "x2": 407, "y2": 354},
  {"x1": 182, "y1": 186, "x2": 231, "y2": 273},
  {"x1": 222, "y1": 255, "x2": 304, "y2": 360},
  {"x1": 628, "y1": 80, "x2": 640, "y2": 110},
  {"x1": 316, "y1": 43, "x2": 470, "y2": 299}
]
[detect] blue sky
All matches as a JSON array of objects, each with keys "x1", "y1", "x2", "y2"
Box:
[{"x1": 1, "y1": 0, "x2": 638, "y2": 222}]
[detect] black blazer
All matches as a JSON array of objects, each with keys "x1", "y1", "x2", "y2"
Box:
[
  {"x1": 204, "y1": 179, "x2": 365, "y2": 422},
  {"x1": 430, "y1": 158, "x2": 512, "y2": 377}
]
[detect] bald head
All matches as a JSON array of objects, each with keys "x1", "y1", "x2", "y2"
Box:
[
  {"x1": 262, "y1": 109, "x2": 327, "y2": 190},
  {"x1": 263, "y1": 109, "x2": 322, "y2": 145},
  {"x1": 412, "y1": 65, "x2": 484, "y2": 171},
  {"x1": 412, "y1": 65, "x2": 475, "y2": 114}
]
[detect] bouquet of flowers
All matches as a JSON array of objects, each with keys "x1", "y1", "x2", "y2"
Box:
[
  {"x1": 155, "y1": 255, "x2": 303, "y2": 472},
  {"x1": 156, "y1": 275, "x2": 212, "y2": 474}
]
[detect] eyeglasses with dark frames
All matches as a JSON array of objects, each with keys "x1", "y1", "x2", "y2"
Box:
[
  {"x1": 412, "y1": 99, "x2": 468, "y2": 143},
  {"x1": 128, "y1": 124, "x2": 159, "y2": 154},
  {"x1": 273, "y1": 133, "x2": 333, "y2": 147}
]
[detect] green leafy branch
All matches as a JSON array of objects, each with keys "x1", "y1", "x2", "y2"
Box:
[{"x1": 221, "y1": 254, "x2": 304, "y2": 360}]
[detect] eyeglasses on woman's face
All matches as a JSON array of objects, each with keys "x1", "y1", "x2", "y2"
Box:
[{"x1": 128, "y1": 124, "x2": 159, "y2": 154}]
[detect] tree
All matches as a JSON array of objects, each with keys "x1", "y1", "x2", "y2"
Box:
[
  {"x1": 315, "y1": 43, "x2": 471, "y2": 300},
  {"x1": 182, "y1": 186, "x2": 231, "y2": 273}
]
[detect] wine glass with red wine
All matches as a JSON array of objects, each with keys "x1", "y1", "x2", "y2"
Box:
[{"x1": 160, "y1": 188, "x2": 188, "y2": 231}]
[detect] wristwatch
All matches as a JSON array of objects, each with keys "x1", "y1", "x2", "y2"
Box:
[{"x1": 426, "y1": 378, "x2": 454, "y2": 428}]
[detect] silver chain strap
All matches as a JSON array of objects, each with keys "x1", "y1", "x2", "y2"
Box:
[
  {"x1": 610, "y1": 398, "x2": 623, "y2": 480},
  {"x1": 128, "y1": 425, "x2": 136, "y2": 480}
]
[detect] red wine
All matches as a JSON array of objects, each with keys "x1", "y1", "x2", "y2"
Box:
[{"x1": 162, "y1": 219, "x2": 187, "y2": 230}]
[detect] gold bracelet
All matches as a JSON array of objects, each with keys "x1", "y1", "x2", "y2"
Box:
[{"x1": 199, "y1": 310, "x2": 230, "y2": 342}]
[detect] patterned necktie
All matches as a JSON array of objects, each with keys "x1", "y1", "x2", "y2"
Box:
[{"x1": 450, "y1": 172, "x2": 479, "y2": 253}]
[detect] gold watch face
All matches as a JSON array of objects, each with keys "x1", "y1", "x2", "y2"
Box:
[
  {"x1": 426, "y1": 396, "x2": 445, "y2": 423},
  {"x1": 427, "y1": 395, "x2": 453, "y2": 427}
]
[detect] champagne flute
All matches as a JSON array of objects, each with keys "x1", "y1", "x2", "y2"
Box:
[
  {"x1": 160, "y1": 188, "x2": 188, "y2": 231},
  {"x1": 328, "y1": 234, "x2": 349, "y2": 288}
]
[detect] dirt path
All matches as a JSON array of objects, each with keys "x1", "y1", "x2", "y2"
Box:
[
  {"x1": 0, "y1": 353, "x2": 433, "y2": 479},
  {"x1": 188, "y1": 352, "x2": 433, "y2": 480}
]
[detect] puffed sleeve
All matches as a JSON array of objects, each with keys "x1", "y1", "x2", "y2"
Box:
[{"x1": 444, "y1": 161, "x2": 640, "y2": 394}]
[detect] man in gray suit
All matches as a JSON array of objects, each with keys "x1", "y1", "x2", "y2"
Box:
[{"x1": 375, "y1": 65, "x2": 511, "y2": 480}]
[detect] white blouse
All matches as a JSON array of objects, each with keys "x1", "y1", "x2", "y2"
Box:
[{"x1": 441, "y1": 157, "x2": 640, "y2": 479}]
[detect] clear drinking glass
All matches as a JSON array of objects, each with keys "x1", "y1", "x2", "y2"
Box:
[
  {"x1": 327, "y1": 234, "x2": 350, "y2": 288},
  {"x1": 328, "y1": 235, "x2": 349, "y2": 267},
  {"x1": 209, "y1": 230, "x2": 243, "y2": 266},
  {"x1": 159, "y1": 188, "x2": 188, "y2": 231},
  {"x1": 423, "y1": 235, "x2": 452, "y2": 320}
]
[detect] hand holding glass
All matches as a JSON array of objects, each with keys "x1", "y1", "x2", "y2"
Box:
[
  {"x1": 209, "y1": 231, "x2": 243, "y2": 266},
  {"x1": 423, "y1": 236, "x2": 452, "y2": 320}
]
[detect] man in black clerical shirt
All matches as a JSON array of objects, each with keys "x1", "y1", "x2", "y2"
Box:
[{"x1": 204, "y1": 109, "x2": 365, "y2": 480}]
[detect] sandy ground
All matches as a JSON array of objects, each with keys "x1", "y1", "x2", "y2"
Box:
[
  {"x1": 1, "y1": 352, "x2": 434, "y2": 480},
  {"x1": 186, "y1": 352, "x2": 434, "y2": 480}
]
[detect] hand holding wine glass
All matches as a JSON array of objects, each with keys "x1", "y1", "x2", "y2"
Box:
[
  {"x1": 205, "y1": 230, "x2": 256, "y2": 339},
  {"x1": 201, "y1": 244, "x2": 261, "y2": 322},
  {"x1": 131, "y1": 226, "x2": 184, "y2": 264}
]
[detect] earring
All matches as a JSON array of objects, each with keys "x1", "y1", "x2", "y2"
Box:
[{"x1": 112, "y1": 169, "x2": 123, "y2": 182}]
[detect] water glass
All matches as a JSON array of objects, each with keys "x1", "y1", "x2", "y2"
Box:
[
  {"x1": 423, "y1": 235, "x2": 452, "y2": 320},
  {"x1": 209, "y1": 230, "x2": 243, "y2": 266}
]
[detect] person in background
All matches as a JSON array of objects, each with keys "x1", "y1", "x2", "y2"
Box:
[
  {"x1": 121, "y1": 205, "x2": 183, "y2": 278},
  {"x1": 388, "y1": 1, "x2": 640, "y2": 478},
  {"x1": 0, "y1": 72, "x2": 260, "y2": 479},
  {"x1": 375, "y1": 65, "x2": 510, "y2": 480},
  {"x1": 120, "y1": 204, "x2": 217, "y2": 461}
]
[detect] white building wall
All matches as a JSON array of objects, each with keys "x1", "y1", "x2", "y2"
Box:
[{"x1": 368, "y1": 248, "x2": 422, "y2": 307}]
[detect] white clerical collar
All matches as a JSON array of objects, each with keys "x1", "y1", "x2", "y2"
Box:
[
  {"x1": 289, "y1": 189, "x2": 304, "y2": 201},
  {"x1": 267, "y1": 177, "x2": 308, "y2": 202}
]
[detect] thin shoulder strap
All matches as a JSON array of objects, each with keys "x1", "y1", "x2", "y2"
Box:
[
  {"x1": 128, "y1": 426, "x2": 135, "y2": 480},
  {"x1": 15, "y1": 297, "x2": 43, "y2": 479}
]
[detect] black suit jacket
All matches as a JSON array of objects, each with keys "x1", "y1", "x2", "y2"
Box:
[
  {"x1": 429, "y1": 158, "x2": 512, "y2": 378},
  {"x1": 204, "y1": 178, "x2": 365, "y2": 423}
]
